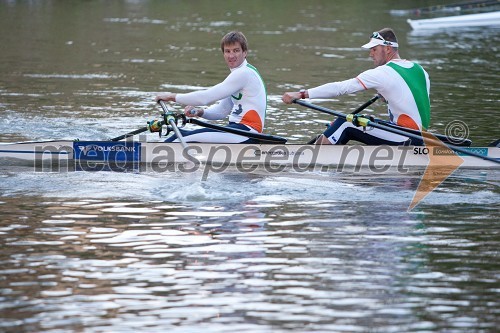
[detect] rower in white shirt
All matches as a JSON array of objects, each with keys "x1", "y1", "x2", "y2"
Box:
[
  {"x1": 282, "y1": 28, "x2": 431, "y2": 146},
  {"x1": 156, "y1": 31, "x2": 267, "y2": 143}
]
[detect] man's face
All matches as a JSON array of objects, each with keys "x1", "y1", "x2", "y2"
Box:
[
  {"x1": 223, "y1": 42, "x2": 247, "y2": 69},
  {"x1": 369, "y1": 45, "x2": 389, "y2": 67}
]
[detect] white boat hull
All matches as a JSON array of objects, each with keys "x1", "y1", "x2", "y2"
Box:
[
  {"x1": 0, "y1": 140, "x2": 499, "y2": 170},
  {"x1": 408, "y1": 11, "x2": 500, "y2": 29}
]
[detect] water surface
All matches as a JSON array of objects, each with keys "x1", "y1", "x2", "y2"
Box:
[{"x1": 0, "y1": 1, "x2": 499, "y2": 332}]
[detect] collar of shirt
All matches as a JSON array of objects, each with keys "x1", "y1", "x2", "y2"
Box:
[{"x1": 230, "y1": 59, "x2": 248, "y2": 72}]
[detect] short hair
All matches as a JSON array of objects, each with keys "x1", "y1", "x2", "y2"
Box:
[
  {"x1": 220, "y1": 31, "x2": 248, "y2": 52},
  {"x1": 378, "y1": 28, "x2": 398, "y2": 48}
]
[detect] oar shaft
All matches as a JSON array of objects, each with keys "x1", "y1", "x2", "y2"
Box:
[
  {"x1": 296, "y1": 99, "x2": 471, "y2": 146},
  {"x1": 188, "y1": 118, "x2": 287, "y2": 144},
  {"x1": 295, "y1": 99, "x2": 345, "y2": 119},
  {"x1": 367, "y1": 121, "x2": 499, "y2": 164},
  {"x1": 376, "y1": 120, "x2": 471, "y2": 146},
  {"x1": 351, "y1": 95, "x2": 379, "y2": 114},
  {"x1": 158, "y1": 101, "x2": 189, "y2": 149},
  {"x1": 294, "y1": 99, "x2": 499, "y2": 164},
  {"x1": 110, "y1": 126, "x2": 149, "y2": 141},
  {"x1": 166, "y1": 116, "x2": 188, "y2": 149}
]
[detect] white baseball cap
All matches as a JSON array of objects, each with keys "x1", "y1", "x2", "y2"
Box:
[{"x1": 362, "y1": 31, "x2": 399, "y2": 49}]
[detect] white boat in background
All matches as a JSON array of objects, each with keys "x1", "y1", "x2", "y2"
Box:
[
  {"x1": 0, "y1": 140, "x2": 498, "y2": 170},
  {"x1": 408, "y1": 10, "x2": 500, "y2": 29}
]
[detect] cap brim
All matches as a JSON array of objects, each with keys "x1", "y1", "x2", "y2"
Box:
[{"x1": 361, "y1": 40, "x2": 380, "y2": 49}]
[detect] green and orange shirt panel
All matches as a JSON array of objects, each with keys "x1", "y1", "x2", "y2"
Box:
[{"x1": 308, "y1": 59, "x2": 431, "y2": 131}]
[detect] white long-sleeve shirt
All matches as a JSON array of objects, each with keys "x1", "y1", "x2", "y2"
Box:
[
  {"x1": 175, "y1": 59, "x2": 267, "y2": 133},
  {"x1": 308, "y1": 59, "x2": 430, "y2": 130}
]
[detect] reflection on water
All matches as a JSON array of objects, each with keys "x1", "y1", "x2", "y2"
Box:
[
  {"x1": 1, "y1": 188, "x2": 499, "y2": 332},
  {"x1": 1, "y1": 0, "x2": 499, "y2": 332},
  {"x1": 1, "y1": 167, "x2": 499, "y2": 331}
]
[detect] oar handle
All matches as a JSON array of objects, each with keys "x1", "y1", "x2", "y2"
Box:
[{"x1": 158, "y1": 100, "x2": 170, "y2": 113}]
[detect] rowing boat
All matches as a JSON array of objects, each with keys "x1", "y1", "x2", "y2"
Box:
[
  {"x1": 2, "y1": 99, "x2": 498, "y2": 171},
  {"x1": 408, "y1": 10, "x2": 500, "y2": 29},
  {"x1": 1, "y1": 140, "x2": 498, "y2": 170}
]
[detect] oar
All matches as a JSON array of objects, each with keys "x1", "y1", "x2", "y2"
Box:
[
  {"x1": 187, "y1": 118, "x2": 288, "y2": 144},
  {"x1": 351, "y1": 95, "x2": 380, "y2": 114},
  {"x1": 110, "y1": 106, "x2": 287, "y2": 144},
  {"x1": 158, "y1": 100, "x2": 189, "y2": 149},
  {"x1": 110, "y1": 124, "x2": 157, "y2": 141},
  {"x1": 306, "y1": 95, "x2": 380, "y2": 143},
  {"x1": 375, "y1": 119, "x2": 471, "y2": 146},
  {"x1": 300, "y1": 98, "x2": 471, "y2": 146},
  {"x1": 294, "y1": 99, "x2": 500, "y2": 164}
]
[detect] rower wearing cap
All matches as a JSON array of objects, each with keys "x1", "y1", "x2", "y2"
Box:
[{"x1": 282, "y1": 28, "x2": 431, "y2": 146}]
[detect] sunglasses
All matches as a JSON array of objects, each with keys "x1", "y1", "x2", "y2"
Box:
[{"x1": 371, "y1": 32, "x2": 398, "y2": 47}]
